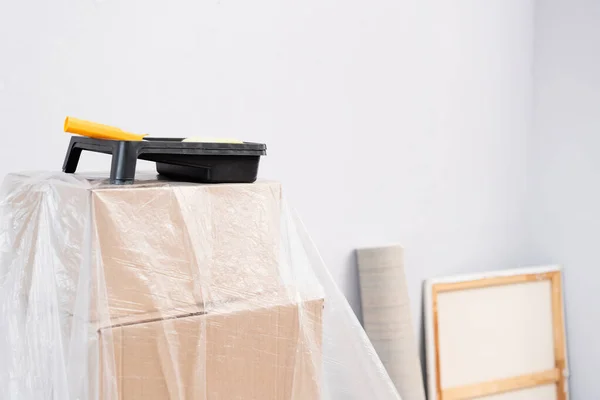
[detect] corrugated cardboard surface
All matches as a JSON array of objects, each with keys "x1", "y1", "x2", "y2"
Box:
[
  {"x1": 98, "y1": 299, "x2": 324, "y2": 400},
  {"x1": 90, "y1": 180, "x2": 283, "y2": 321}
]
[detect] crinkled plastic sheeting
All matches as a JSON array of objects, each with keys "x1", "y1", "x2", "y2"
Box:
[{"x1": 0, "y1": 172, "x2": 400, "y2": 400}]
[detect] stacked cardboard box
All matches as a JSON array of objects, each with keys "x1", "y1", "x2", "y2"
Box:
[{"x1": 67, "y1": 179, "x2": 323, "y2": 399}]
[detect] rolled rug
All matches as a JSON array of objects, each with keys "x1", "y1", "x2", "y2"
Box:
[{"x1": 357, "y1": 245, "x2": 426, "y2": 400}]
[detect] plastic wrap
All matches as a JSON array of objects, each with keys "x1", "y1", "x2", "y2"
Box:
[{"x1": 0, "y1": 172, "x2": 400, "y2": 400}]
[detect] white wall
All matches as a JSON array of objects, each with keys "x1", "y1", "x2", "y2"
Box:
[
  {"x1": 0, "y1": 0, "x2": 533, "y2": 332},
  {"x1": 529, "y1": 0, "x2": 600, "y2": 397}
]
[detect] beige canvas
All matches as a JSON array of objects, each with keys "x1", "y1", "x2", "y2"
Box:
[
  {"x1": 424, "y1": 266, "x2": 568, "y2": 400},
  {"x1": 437, "y1": 280, "x2": 555, "y2": 388}
]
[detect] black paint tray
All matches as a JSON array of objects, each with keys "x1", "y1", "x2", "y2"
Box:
[{"x1": 62, "y1": 136, "x2": 266, "y2": 184}]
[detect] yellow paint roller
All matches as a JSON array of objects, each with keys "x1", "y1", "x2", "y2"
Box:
[{"x1": 64, "y1": 117, "x2": 147, "y2": 141}]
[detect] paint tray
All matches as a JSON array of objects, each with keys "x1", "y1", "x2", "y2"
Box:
[{"x1": 62, "y1": 136, "x2": 266, "y2": 184}]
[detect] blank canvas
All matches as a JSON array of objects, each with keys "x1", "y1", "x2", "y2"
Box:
[{"x1": 424, "y1": 266, "x2": 568, "y2": 400}]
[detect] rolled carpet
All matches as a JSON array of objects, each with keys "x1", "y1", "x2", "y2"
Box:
[{"x1": 357, "y1": 245, "x2": 425, "y2": 400}]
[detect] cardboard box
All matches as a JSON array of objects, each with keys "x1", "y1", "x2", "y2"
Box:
[
  {"x1": 85, "y1": 178, "x2": 325, "y2": 398},
  {"x1": 96, "y1": 298, "x2": 324, "y2": 399},
  {"x1": 90, "y1": 180, "x2": 283, "y2": 321},
  {"x1": 4, "y1": 175, "x2": 284, "y2": 322}
]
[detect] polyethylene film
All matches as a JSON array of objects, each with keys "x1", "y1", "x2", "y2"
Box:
[{"x1": 0, "y1": 172, "x2": 399, "y2": 400}]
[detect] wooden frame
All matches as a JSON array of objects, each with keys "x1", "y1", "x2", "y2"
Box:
[{"x1": 424, "y1": 266, "x2": 568, "y2": 400}]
